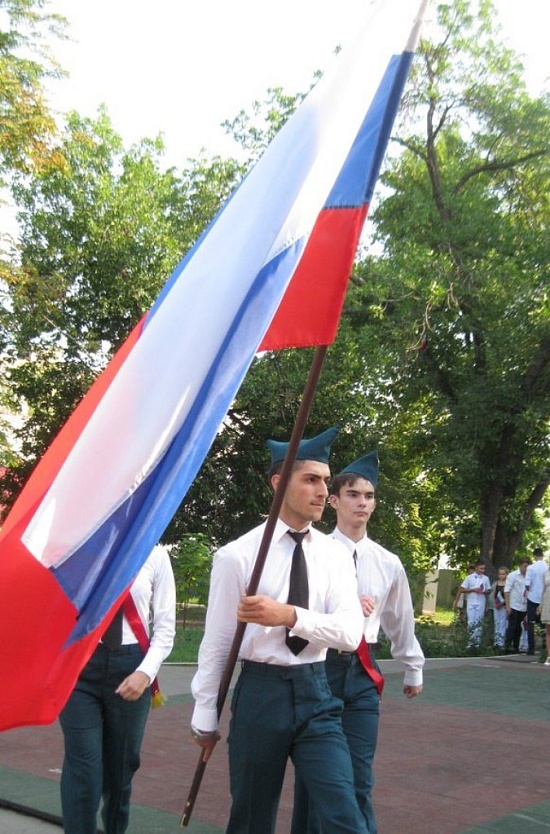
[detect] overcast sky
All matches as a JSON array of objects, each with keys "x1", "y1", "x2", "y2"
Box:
[{"x1": 43, "y1": 0, "x2": 548, "y2": 168}]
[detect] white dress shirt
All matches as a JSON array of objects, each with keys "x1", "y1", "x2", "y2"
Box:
[
  {"x1": 120, "y1": 544, "x2": 177, "y2": 683},
  {"x1": 460, "y1": 572, "x2": 491, "y2": 610},
  {"x1": 504, "y1": 569, "x2": 527, "y2": 611},
  {"x1": 333, "y1": 528, "x2": 424, "y2": 688},
  {"x1": 191, "y1": 518, "x2": 364, "y2": 732},
  {"x1": 525, "y1": 560, "x2": 548, "y2": 604}
]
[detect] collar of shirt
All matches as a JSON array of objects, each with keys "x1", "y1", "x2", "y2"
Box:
[
  {"x1": 273, "y1": 517, "x2": 312, "y2": 544},
  {"x1": 332, "y1": 526, "x2": 367, "y2": 557}
]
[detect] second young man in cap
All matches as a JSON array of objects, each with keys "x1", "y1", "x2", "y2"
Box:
[
  {"x1": 292, "y1": 450, "x2": 424, "y2": 834},
  {"x1": 191, "y1": 426, "x2": 370, "y2": 834}
]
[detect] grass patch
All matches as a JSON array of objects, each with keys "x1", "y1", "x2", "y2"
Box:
[
  {"x1": 166, "y1": 627, "x2": 204, "y2": 663},
  {"x1": 165, "y1": 608, "x2": 545, "y2": 663}
]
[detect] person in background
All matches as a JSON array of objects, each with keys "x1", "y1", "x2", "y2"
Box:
[
  {"x1": 491, "y1": 566, "x2": 509, "y2": 649},
  {"x1": 458, "y1": 560, "x2": 491, "y2": 648},
  {"x1": 59, "y1": 544, "x2": 176, "y2": 834},
  {"x1": 537, "y1": 561, "x2": 550, "y2": 666},
  {"x1": 292, "y1": 450, "x2": 424, "y2": 834},
  {"x1": 504, "y1": 557, "x2": 530, "y2": 653},
  {"x1": 190, "y1": 427, "x2": 369, "y2": 834},
  {"x1": 518, "y1": 616, "x2": 530, "y2": 653},
  {"x1": 453, "y1": 565, "x2": 475, "y2": 621},
  {"x1": 524, "y1": 547, "x2": 548, "y2": 656}
]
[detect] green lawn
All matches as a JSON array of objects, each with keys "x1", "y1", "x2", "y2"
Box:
[{"x1": 167, "y1": 625, "x2": 205, "y2": 663}]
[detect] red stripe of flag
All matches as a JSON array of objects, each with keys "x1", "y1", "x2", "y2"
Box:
[{"x1": 260, "y1": 205, "x2": 369, "y2": 351}]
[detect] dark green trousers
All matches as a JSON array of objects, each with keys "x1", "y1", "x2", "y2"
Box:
[
  {"x1": 292, "y1": 652, "x2": 380, "y2": 834},
  {"x1": 59, "y1": 644, "x2": 150, "y2": 834},
  {"x1": 226, "y1": 660, "x2": 368, "y2": 834}
]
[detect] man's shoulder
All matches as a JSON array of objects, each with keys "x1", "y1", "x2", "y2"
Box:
[
  {"x1": 363, "y1": 536, "x2": 402, "y2": 567},
  {"x1": 217, "y1": 522, "x2": 265, "y2": 557},
  {"x1": 146, "y1": 543, "x2": 171, "y2": 568},
  {"x1": 312, "y1": 526, "x2": 349, "y2": 554}
]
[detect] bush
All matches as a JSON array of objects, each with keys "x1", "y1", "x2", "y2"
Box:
[
  {"x1": 170, "y1": 535, "x2": 212, "y2": 628},
  {"x1": 375, "y1": 609, "x2": 507, "y2": 659},
  {"x1": 164, "y1": 608, "x2": 545, "y2": 663}
]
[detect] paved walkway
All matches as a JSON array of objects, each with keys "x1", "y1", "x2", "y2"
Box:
[{"x1": 1, "y1": 653, "x2": 550, "y2": 833}]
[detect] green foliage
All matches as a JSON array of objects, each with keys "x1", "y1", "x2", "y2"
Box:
[
  {"x1": 0, "y1": 108, "x2": 241, "y2": 503},
  {"x1": 167, "y1": 611, "x2": 518, "y2": 664},
  {"x1": 185, "y1": 0, "x2": 549, "y2": 573},
  {"x1": 0, "y1": 0, "x2": 66, "y2": 181},
  {"x1": 170, "y1": 534, "x2": 213, "y2": 626},
  {"x1": 222, "y1": 85, "x2": 308, "y2": 164},
  {"x1": 407, "y1": 613, "x2": 474, "y2": 658},
  {"x1": 342, "y1": 0, "x2": 550, "y2": 569},
  {"x1": 172, "y1": 0, "x2": 546, "y2": 572},
  {"x1": 0, "y1": 0, "x2": 547, "y2": 579}
]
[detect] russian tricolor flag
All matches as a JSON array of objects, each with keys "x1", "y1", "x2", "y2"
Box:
[{"x1": 0, "y1": 0, "x2": 427, "y2": 730}]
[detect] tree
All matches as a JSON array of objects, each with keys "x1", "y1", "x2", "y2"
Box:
[
  {"x1": 0, "y1": 0, "x2": 66, "y2": 182},
  {"x1": 222, "y1": 84, "x2": 309, "y2": 163},
  {"x1": 176, "y1": 1, "x2": 550, "y2": 576},
  {"x1": 1, "y1": 108, "x2": 241, "y2": 502},
  {"x1": 2, "y1": 1, "x2": 548, "y2": 580},
  {"x1": 347, "y1": 0, "x2": 550, "y2": 569},
  {"x1": 0, "y1": 0, "x2": 68, "y2": 470},
  {"x1": 170, "y1": 533, "x2": 212, "y2": 628}
]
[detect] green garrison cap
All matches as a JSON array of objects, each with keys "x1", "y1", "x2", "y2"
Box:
[
  {"x1": 340, "y1": 450, "x2": 379, "y2": 487},
  {"x1": 266, "y1": 426, "x2": 340, "y2": 466}
]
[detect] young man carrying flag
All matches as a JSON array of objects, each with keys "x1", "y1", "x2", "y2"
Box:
[{"x1": 191, "y1": 428, "x2": 369, "y2": 834}]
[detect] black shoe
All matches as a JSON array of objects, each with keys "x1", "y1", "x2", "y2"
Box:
[{"x1": 527, "y1": 650, "x2": 535, "y2": 655}]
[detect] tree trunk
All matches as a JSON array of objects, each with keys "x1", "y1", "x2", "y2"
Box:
[{"x1": 479, "y1": 485, "x2": 503, "y2": 570}]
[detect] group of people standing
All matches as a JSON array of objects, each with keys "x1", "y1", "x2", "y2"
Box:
[{"x1": 455, "y1": 548, "x2": 549, "y2": 656}]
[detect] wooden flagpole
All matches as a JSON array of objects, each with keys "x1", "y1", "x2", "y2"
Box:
[{"x1": 181, "y1": 344, "x2": 329, "y2": 827}]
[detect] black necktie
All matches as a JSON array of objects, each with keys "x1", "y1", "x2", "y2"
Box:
[
  {"x1": 286, "y1": 531, "x2": 309, "y2": 655},
  {"x1": 102, "y1": 605, "x2": 124, "y2": 650}
]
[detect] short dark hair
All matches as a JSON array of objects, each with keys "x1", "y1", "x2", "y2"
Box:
[{"x1": 330, "y1": 471, "x2": 374, "y2": 497}]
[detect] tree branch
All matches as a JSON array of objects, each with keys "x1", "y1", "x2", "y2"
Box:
[
  {"x1": 453, "y1": 148, "x2": 548, "y2": 194},
  {"x1": 392, "y1": 136, "x2": 426, "y2": 161}
]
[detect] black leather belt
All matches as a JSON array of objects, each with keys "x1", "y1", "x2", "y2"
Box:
[
  {"x1": 326, "y1": 648, "x2": 355, "y2": 658},
  {"x1": 240, "y1": 660, "x2": 325, "y2": 677}
]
